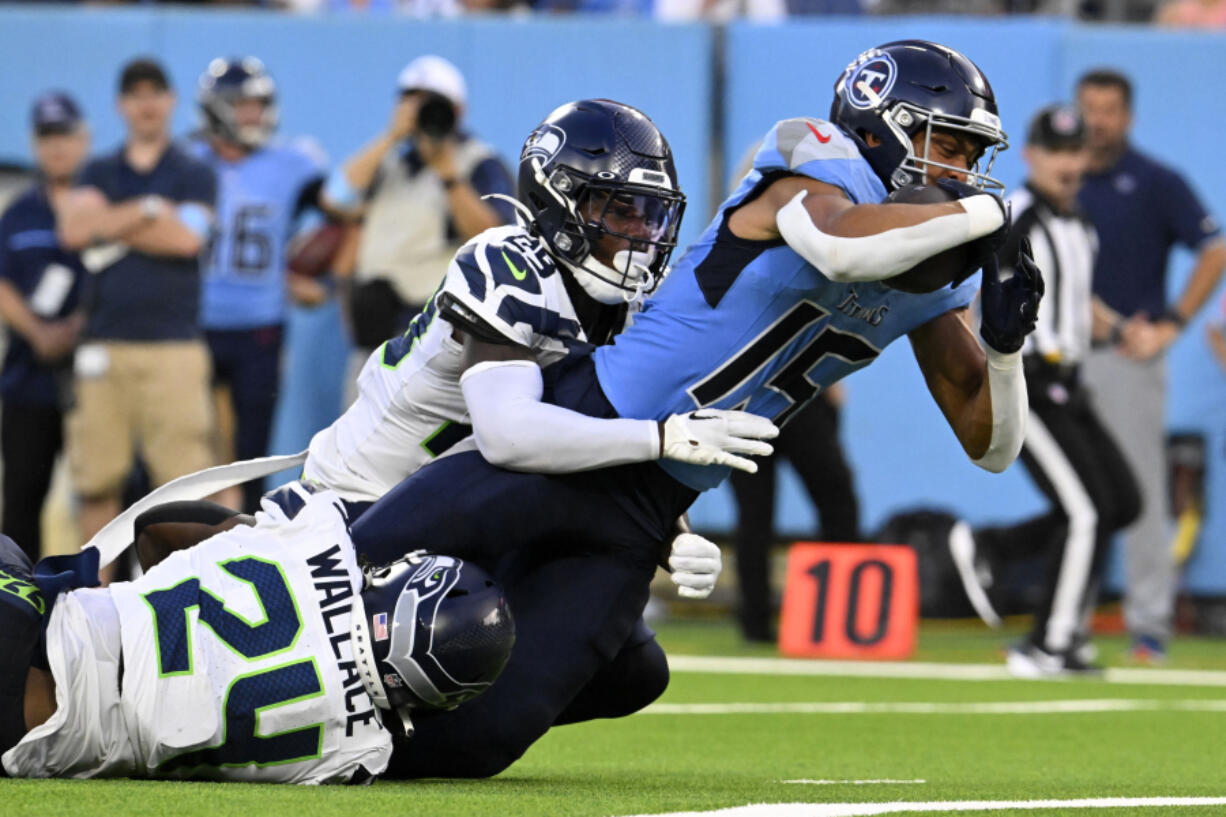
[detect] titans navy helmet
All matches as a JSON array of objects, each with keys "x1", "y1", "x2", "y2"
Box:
[
  {"x1": 516, "y1": 99, "x2": 686, "y2": 304},
  {"x1": 350, "y1": 552, "x2": 514, "y2": 736},
  {"x1": 830, "y1": 40, "x2": 1008, "y2": 192},
  {"x1": 197, "y1": 57, "x2": 278, "y2": 150}
]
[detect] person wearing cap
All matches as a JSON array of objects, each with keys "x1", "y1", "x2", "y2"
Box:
[
  {"x1": 0, "y1": 93, "x2": 89, "y2": 562},
  {"x1": 1076, "y1": 69, "x2": 1226, "y2": 664},
  {"x1": 322, "y1": 55, "x2": 513, "y2": 377},
  {"x1": 54, "y1": 58, "x2": 218, "y2": 558},
  {"x1": 951, "y1": 105, "x2": 1141, "y2": 678}
]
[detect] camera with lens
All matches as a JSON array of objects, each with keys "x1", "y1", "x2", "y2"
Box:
[{"x1": 415, "y1": 92, "x2": 457, "y2": 140}]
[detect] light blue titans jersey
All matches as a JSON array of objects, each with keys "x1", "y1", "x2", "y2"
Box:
[
  {"x1": 595, "y1": 118, "x2": 978, "y2": 491},
  {"x1": 188, "y1": 137, "x2": 328, "y2": 329}
]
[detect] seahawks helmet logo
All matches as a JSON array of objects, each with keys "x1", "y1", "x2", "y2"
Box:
[
  {"x1": 846, "y1": 52, "x2": 897, "y2": 110},
  {"x1": 522, "y1": 124, "x2": 566, "y2": 165}
]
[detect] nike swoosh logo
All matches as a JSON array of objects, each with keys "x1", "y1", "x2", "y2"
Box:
[
  {"x1": 690, "y1": 414, "x2": 719, "y2": 421},
  {"x1": 807, "y1": 122, "x2": 831, "y2": 144},
  {"x1": 501, "y1": 251, "x2": 528, "y2": 281}
]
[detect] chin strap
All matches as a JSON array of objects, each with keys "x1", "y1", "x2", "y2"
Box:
[{"x1": 481, "y1": 193, "x2": 536, "y2": 230}]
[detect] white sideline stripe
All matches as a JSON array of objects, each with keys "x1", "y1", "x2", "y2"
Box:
[
  {"x1": 615, "y1": 796, "x2": 1226, "y2": 817},
  {"x1": 641, "y1": 700, "x2": 1226, "y2": 715},
  {"x1": 781, "y1": 779, "x2": 926, "y2": 786},
  {"x1": 667, "y1": 655, "x2": 1226, "y2": 687}
]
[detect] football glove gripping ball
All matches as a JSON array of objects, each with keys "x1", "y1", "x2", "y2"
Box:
[{"x1": 658, "y1": 410, "x2": 778, "y2": 474}]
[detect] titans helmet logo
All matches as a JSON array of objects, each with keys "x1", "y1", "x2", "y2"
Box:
[{"x1": 846, "y1": 53, "x2": 898, "y2": 110}]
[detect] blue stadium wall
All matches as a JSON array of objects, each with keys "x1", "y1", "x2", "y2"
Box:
[{"x1": 1, "y1": 9, "x2": 1224, "y2": 593}]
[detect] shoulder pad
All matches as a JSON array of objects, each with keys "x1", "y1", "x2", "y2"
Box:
[
  {"x1": 456, "y1": 227, "x2": 556, "y2": 297},
  {"x1": 756, "y1": 118, "x2": 861, "y2": 174}
]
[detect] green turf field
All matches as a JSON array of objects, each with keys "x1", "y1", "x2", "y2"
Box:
[{"x1": 6, "y1": 618, "x2": 1226, "y2": 817}]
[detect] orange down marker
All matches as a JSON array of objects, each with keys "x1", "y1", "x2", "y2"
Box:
[{"x1": 778, "y1": 542, "x2": 918, "y2": 660}]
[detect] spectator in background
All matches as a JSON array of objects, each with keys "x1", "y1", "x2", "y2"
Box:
[
  {"x1": 0, "y1": 93, "x2": 88, "y2": 562},
  {"x1": 1154, "y1": 0, "x2": 1226, "y2": 26},
  {"x1": 187, "y1": 57, "x2": 331, "y2": 514},
  {"x1": 729, "y1": 387, "x2": 860, "y2": 642},
  {"x1": 322, "y1": 55, "x2": 512, "y2": 389},
  {"x1": 1076, "y1": 68, "x2": 1226, "y2": 663},
  {"x1": 55, "y1": 58, "x2": 217, "y2": 553}
]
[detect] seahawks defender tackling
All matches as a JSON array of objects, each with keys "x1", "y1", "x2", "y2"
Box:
[
  {"x1": 303, "y1": 98, "x2": 775, "y2": 510},
  {"x1": 0, "y1": 488, "x2": 514, "y2": 783},
  {"x1": 349, "y1": 40, "x2": 1044, "y2": 779}
]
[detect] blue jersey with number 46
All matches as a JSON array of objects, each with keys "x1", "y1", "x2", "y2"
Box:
[
  {"x1": 594, "y1": 118, "x2": 978, "y2": 491},
  {"x1": 188, "y1": 137, "x2": 328, "y2": 330}
]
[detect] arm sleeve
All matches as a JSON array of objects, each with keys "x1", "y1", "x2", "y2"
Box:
[
  {"x1": 460, "y1": 359, "x2": 659, "y2": 473},
  {"x1": 1164, "y1": 169, "x2": 1221, "y2": 251}
]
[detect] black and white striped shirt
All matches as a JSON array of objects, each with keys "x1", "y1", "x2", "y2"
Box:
[{"x1": 1004, "y1": 184, "x2": 1098, "y2": 365}]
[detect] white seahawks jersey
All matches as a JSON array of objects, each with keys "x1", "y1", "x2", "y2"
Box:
[
  {"x1": 304, "y1": 224, "x2": 632, "y2": 502},
  {"x1": 3, "y1": 492, "x2": 392, "y2": 783}
]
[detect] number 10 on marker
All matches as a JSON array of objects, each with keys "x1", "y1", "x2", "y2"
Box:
[{"x1": 778, "y1": 543, "x2": 918, "y2": 660}]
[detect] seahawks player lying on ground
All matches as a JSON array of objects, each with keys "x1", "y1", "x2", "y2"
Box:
[
  {"x1": 346, "y1": 39, "x2": 1045, "y2": 779},
  {"x1": 0, "y1": 487, "x2": 515, "y2": 783}
]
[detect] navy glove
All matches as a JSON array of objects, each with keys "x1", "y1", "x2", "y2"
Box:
[
  {"x1": 980, "y1": 236, "x2": 1045, "y2": 354},
  {"x1": 935, "y1": 177, "x2": 1011, "y2": 269}
]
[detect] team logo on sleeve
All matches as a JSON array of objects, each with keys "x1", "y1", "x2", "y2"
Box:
[
  {"x1": 845, "y1": 52, "x2": 897, "y2": 110},
  {"x1": 522, "y1": 124, "x2": 566, "y2": 164}
]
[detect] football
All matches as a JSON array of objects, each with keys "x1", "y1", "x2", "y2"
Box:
[
  {"x1": 882, "y1": 183, "x2": 976, "y2": 294},
  {"x1": 287, "y1": 221, "x2": 346, "y2": 278}
]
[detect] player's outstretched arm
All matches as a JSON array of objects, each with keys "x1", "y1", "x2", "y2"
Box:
[
  {"x1": 456, "y1": 332, "x2": 777, "y2": 474},
  {"x1": 727, "y1": 175, "x2": 1006, "y2": 283},
  {"x1": 909, "y1": 240, "x2": 1044, "y2": 473}
]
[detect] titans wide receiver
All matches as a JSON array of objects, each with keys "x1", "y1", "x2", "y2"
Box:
[
  {"x1": 187, "y1": 58, "x2": 331, "y2": 513},
  {"x1": 0, "y1": 488, "x2": 514, "y2": 783},
  {"x1": 349, "y1": 40, "x2": 1044, "y2": 778}
]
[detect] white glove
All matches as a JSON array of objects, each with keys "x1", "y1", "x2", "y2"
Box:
[
  {"x1": 668, "y1": 532, "x2": 722, "y2": 599},
  {"x1": 659, "y1": 410, "x2": 778, "y2": 474}
]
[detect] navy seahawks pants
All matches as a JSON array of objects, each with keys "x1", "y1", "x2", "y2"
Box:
[
  {"x1": 350, "y1": 359, "x2": 697, "y2": 778},
  {"x1": 206, "y1": 325, "x2": 283, "y2": 514}
]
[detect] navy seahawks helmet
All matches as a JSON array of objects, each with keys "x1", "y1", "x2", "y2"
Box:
[
  {"x1": 516, "y1": 99, "x2": 686, "y2": 304},
  {"x1": 197, "y1": 57, "x2": 278, "y2": 151},
  {"x1": 350, "y1": 552, "x2": 514, "y2": 735},
  {"x1": 830, "y1": 41, "x2": 1008, "y2": 192}
]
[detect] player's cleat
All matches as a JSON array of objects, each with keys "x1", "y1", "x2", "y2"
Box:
[
  {"x1": 1006, "y1": 641, "x2": 1104, "y2": 679},
  {"x1": 947, "y1": 520, "x2": 1002, "y2": 628}
]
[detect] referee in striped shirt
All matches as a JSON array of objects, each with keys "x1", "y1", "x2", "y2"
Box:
[{"x1": 969, "y1": 105, "x2": 1141, "y2": 677}]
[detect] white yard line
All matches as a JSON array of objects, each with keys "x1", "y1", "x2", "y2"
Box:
[
  {"x1": 780, "y1": 779, "x2": 927, "y2": 786},
  {"x1": 641, "y1": 699, "x2": 1226, "y2": 715},
  {"x1": 667, "y1": 655, "x2": 1226, "y2": 687},
  {"x1": 616, "y1": 796, "x2": 1226, "y2": 817}
]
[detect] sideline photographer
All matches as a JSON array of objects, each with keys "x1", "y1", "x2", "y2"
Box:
[{"x1": 323, "y1": 55, "x2": 513, "y2": 361}]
